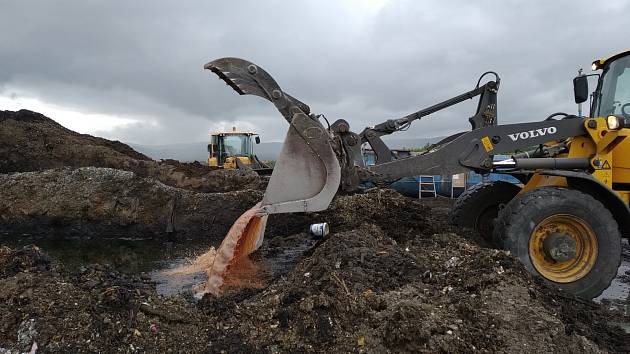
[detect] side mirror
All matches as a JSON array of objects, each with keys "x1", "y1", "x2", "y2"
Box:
[
  {"x1": 255, "y1": 136, "x2": 261, "y2": 144},
  {"x1": 573, "y1": 76, "x2": 589, "y2": 104}
]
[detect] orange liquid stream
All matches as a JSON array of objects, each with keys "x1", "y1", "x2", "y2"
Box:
[{"x1": 199, "y1": 203, "x2": 268, "y2": 297}]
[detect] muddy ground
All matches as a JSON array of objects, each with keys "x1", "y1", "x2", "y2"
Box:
[
  {"x1": 0, "y1": 167, "x2": 261, "y2": 239},
  {"x1": 1, "y1": 110, "x2": 629, "y2": 353},
  {"x1": 1, "y1": 191, "x2": 629, "y2": 353}
]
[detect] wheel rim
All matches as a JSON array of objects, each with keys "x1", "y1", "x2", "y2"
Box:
[{"x1": 528, "y1": 214, "x2": 598, "y2": 283}]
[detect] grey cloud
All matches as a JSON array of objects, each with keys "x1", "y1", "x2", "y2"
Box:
[{"x1": 0, "y1": 0, "x2": 628, "y2": 144}]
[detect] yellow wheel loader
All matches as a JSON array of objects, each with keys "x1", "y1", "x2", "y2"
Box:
[
  {"x1": 204, "y1": 50, "x2": 630, "y2": 299},
  {"x1": 207, "y1": 127, "x2": 272, "y2": 175}
]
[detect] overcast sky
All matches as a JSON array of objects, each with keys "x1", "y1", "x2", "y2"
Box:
[{"x1": 0, "y1": 0, "x2": 628, "y2": 145}]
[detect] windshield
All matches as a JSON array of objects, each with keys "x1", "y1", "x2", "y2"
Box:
[
  {"x1": 594, "y1": 55, "x2": 630, "y2": 117},
  {"x1": 219, "y1": 135, "x2": 252, "y2": 156}
]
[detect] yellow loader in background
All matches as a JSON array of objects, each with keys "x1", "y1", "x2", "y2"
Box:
[
  {"x1": 204, "y1": 50, "x2": 630, "y2": 299},
  {"x1": 207, "y1": 127, "x2": 273, "y2": 175}
]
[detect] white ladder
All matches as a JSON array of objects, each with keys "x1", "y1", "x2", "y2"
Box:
[{"x1": 419, "y1": 175, "x2": 437, "y2": 199}]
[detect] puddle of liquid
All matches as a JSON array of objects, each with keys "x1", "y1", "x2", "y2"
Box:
[
  {"x1": 153, "y1": 233, "x2": 318, "y2": 297},
  {"x1": 595, "y1": 239, "x2": 630, "y2": 311},
  {"x1": 596, "y1": 262, "x2": 630, "y2": 305},
  {"x1": 611, "y1": 322, "x2": 630, "y2": 334},
  {"x1": 0, "y1": 234, "x2": 208, "y2": 274},
  {"x1": 159, "y1": 204, "x2": 269, "y2": 298}
]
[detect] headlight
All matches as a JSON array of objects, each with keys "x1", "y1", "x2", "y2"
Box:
[
  {"x1": 606, "y1": 115, "x2": 626, "y2": 130},
  {"x1": 592, "y1": 60, "x2": 603, "y2": 71}
]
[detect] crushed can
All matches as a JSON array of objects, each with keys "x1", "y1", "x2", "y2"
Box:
[{"x1": 309, "y1": 222, "x2": 330, "y2": 238}]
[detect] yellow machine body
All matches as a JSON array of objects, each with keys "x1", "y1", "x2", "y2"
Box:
[
  {"x1": 522, "y1": 50, "x2": 630, "y2": 204},
  {"x1": 522, "y1": 118, "x2": 630, "y2": 203},
  {"x1": 207, "y1": 129, "x2": 259, "y2": 170}
]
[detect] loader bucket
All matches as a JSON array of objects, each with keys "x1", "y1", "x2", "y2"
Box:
[
  {"x1": 198, "y1": 57, "x2": 342, "y2": 296},
  {"x1": 261, "y1": 112, "x2": 341, "y2": 214},
  {"x1": 205, "y1": 57, "x2": 341, "y2": 214}
]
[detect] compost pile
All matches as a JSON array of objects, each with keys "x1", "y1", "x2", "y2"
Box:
[
  {"x1": 1, "y1": 191, "x2": 628, "y2": 353},
  {"x1": 0, "y1": 167, "x2": 261, "y2": 239},
  {"x1": 0, "y1": 109, "x2": 263, "y2": 239},
  {"x1": 0, "y1": 109, "x2": 260, "y2": 193},
  {"x1": 1, "y1": 110, "x2": 629, "y2": 353}
]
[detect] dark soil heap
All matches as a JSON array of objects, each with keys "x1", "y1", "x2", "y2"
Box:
[
  {"x1": 0, "y1": 167, "x2": 262, "y2": 239},
  {"x1": 1, "y1": 191, "x2": 628, "y2": 353},
  {"x1": 0, "y1": 109, "x2": 260, "y2": 192}
]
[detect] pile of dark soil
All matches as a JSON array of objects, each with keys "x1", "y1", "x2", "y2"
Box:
[
  {"x1": 206, "y1": 192, "x2": 628, "y2": 353},
  {"x1": 0, "y1": 167, "x2": 261, "y2": 239},
  {"x1": 266, "y1": 188, "x2": 450, "y2": 240},
  {"x1": 1, "y1": 191, "x2": 628, "y2": 353},
  {"x1": 0, "y1": 109, "x2": 260, "y2": 192}
]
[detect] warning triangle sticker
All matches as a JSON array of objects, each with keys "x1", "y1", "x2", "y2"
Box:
[{"x1": 602, "y1": 160, "x2": 611, "y2": 169}]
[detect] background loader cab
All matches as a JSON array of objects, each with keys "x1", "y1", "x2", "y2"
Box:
[{"x1": 207, "y1": 127, "x2": 271, "y2": 173}]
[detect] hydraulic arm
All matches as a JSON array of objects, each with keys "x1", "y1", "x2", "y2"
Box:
[
  {"x1": 204, "y1": 57, "x2": 593, "y2": 213},
  {"x1": 203, "y1": 52, "x2": 630, "y2": 301}
]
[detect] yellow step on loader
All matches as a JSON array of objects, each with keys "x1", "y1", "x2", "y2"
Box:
[{"x1": 204, "y1": 50, "x2": 630, "y2": 299}]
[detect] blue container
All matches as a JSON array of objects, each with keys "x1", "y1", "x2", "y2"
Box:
[{"x1": 389, "y1": 155, "x2": 521, "y2": 198}]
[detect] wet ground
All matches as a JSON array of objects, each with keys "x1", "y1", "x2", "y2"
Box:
[
  {"x1": 0, "y1": 232, "x2": 320, "y2": 298},
  {"x1": 3, "y1": 198, "x2": 629, "y2": 315},
  {"x1": 2, "y1": 193, "x2": 630, "y2": 353},
  {"x1": 0, "y1": 234, "x2": 209, "y2": 275}
]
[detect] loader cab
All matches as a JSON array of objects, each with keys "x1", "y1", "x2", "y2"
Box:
[
  {"x1": 591, "y1": 52, "x2": 630, "y2": 118},
  {"x1": 207, "y1": 127, "x2": 260, "y2": 168},
  {"x1": 579, "y1": 50, "x2": 630, "y2": 190},
  {"x1": 574, "y1": 50, "x2": 630, "y2": 119}
]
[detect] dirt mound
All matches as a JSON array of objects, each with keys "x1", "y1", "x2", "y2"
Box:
[
  {"x1": 0, "y1": 109, "x2": 151, "y2": 170},
  {"x1": 0, "y1": 170, "x2": 422, "y2": 241},
  {"x1": 0, "y1": 167, "x2": 261, "y2": 239},
  {"x1": 0, "y1": 245, "x2": 51, "y2": 277},
  {"x1": 0, "y1": 109, "x2": 260, "y2": 192},
  {"x1": 2, "y1": 226, "x2": 626, "y2": 353},
  {"x1": 201, "y1": 224, "x2": 625, "y2": 353},
  {"x1": 0, "y1": 173, "x2": 628, "y2": 352},
  {"x1": 266, "y1": 188, "x2": 443, "y2": 240}
]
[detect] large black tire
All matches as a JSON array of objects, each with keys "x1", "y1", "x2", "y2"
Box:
[
  {"x1": 493, "y1": 187, "x2": 622, "y2": 299},
  {"x1": 449, "y1": 181, "x2": 521, "y2": 242}
]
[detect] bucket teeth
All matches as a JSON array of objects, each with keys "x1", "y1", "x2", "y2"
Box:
[
  {"x1": 204, "y1": 58, "x2": 311, "y2": 121},
  {"x1": 204, "y1": 58, "x2": 280, "y2": 102}
]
